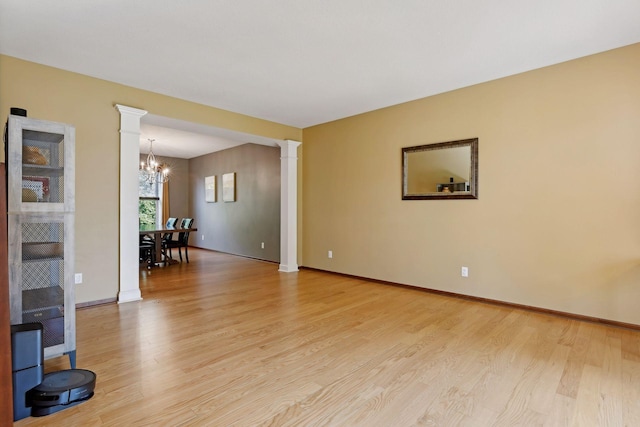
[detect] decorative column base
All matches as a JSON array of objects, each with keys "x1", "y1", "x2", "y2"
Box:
[
  {"x1": 117, "y1": 288, "x2": 142, "y2": 304},
  {"x1": 278, "y1": 263, "x2": 299, "y2": 273}
]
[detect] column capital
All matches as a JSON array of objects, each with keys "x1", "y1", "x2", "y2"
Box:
[
  {"x1": 115, "y1": 104, "x2": 148, "y2": 118},
  {"x1": 277, "y1": 140, "x2": 302, "y2": 159}
]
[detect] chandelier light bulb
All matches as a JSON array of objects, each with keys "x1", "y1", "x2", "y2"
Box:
[{"x1": 140, "y1": 138, "x2": 170, "y2": 183}]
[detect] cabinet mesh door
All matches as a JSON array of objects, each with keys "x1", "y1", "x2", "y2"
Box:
[{"x1": 21, "y1": 221, "x2": 65, "y2": 347}]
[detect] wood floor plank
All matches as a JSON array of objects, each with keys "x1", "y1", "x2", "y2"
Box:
[
  {"x1": 544, "y1": 393, "x2": 576, "y2": 427},
  {"x1": 13, "y1": 249, "x2": 640, "y2": 426},
  {"x1": 527, "y1": 344, "x2": 572, "y2": 415},
  {"x1": 621, "y1": 358, "x2": 640, "y2": 425},
  {"x1": 556, "y1": 321, "x2": 593, "y2": 399},
  {"x1": 570, "y1": 364, "x2": 602, "y2": 426}
]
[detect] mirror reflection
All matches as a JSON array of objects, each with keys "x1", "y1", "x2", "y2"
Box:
[{"x1": 402, "y1": 138, "x2": 478, "y2": 200}]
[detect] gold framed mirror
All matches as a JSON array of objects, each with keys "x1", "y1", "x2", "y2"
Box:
[{"x1": 402, "y1": 138, "x2": 478, "y2": 200}]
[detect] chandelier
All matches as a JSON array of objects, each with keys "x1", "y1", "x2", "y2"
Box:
[{"x1": 140, "y1": 139, "x2": 170, "y2": 183}]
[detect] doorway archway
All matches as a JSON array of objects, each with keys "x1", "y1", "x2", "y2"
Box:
[{"x1": 116, "y1": 105, "x2": 300, "y2": 303}]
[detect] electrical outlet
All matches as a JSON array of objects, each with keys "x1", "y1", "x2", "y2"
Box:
[
  {"x1": 75, "y1": 273, "x2": 83, "y2": 284},
  {"x1": 461, "y1": 267, "x2": 468, "y2": 277},
  {"x1": 261, "y1": 242, "x2": 265, "y2": 249},
  {"x1": 201, "y1": 234, "x2": 205, "y2": 241},
  {"x1": 328, "y1": 250, "x2": 333, "y2": 259}
]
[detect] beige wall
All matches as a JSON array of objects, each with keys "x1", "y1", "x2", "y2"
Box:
[
  {"x1": 0, "y1": 55, "x2": 301, "y2": 304},
  {"x1": 302, "y1": 43, "x2": 640, "y2": 324}
]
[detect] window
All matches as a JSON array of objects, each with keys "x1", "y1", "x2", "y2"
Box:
[{"x1": 139, "y1": 172, "x2": 162, "y2": 227}]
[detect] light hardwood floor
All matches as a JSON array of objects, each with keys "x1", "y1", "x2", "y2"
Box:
[{"x1": 14, "y1": 249, "x2": 640, "y2": 426}]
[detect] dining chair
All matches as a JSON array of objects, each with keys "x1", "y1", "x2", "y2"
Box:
[
  {"x1": 162, "y1": 217, "x2": 179, "y2": 243},
  {"x1": 139, "y1": 235, "x2": 155, "y2": 269},
  {"x1": 164, "y1": 218, "x2": 193, "y2": 263},
  {"x1": 153, "y1": 217, "x2": 178, "y2": 262}
]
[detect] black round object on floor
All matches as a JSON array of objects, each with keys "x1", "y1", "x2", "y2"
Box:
[{"x1": 28, "y1": 369, "x2": 96, "y2": 416}]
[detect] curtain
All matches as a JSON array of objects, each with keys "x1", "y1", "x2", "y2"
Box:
[{"x1": 162, "y1": 180, "x2": 170, "y2": 226}]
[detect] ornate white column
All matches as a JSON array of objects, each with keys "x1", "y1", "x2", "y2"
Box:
[
  {"x1": 116, "y1": 104, "x2": 147, "y2": 303},
  {"x1": 277, "y1": 140, "x2": 302, "y2": 272}
]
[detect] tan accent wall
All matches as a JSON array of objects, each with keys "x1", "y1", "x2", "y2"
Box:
[
  {"x1": 165, "y1": 157, "x2": 191, "y2": 224},
  {"x1": 189, "y1": 144, "x2": 281, "y2": 261},
  {"x1": 0, "y1": 55, "x2": 301, "y2": 303},
  {"x1": 302, "y1": 43, "x2": 640, "y2": 324}
]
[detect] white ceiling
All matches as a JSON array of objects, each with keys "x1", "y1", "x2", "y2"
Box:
[
  {"x1": 2, "y1": 1, "x2": 640, "y2": 158},
  {"x1": 139, "y1": 114, "x2": 280, "y2": 159}
]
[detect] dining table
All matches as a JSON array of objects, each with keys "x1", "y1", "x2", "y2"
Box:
[{"x1": 139, "y1": 224, "x2": 198, "y2": 265}]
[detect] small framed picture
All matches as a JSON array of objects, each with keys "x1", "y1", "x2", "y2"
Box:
[
  {"x1": 222, "y1": 172, "x2": 236, "y2": 202},
  {"x1": 205, "y1": 175, "x2": 216, "y2": 202}
]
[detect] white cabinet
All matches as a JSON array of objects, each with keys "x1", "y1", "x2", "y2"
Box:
[{"x1": 6, "y1": 115, "x2": 76, "y2": 367}]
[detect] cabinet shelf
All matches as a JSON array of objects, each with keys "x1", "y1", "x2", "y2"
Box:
[
  {"x1": 23, "y1": 129, "x2": 64, "y2": 144},
  {"x1": 22, "y1": 256, "x2": 64, "y2": 263},
  {"x1": 23, "y1": 308, "x2": 63, "y2": 320},
  {"x1": 22, "y1": 242, "x2": 63, "y2": 261},
  {"x1": 22, "y1": 164, "x2": 64, "y2": 178},
  {"x1": 22, "y1": 286, "x2": 64, "y2": 312}
]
